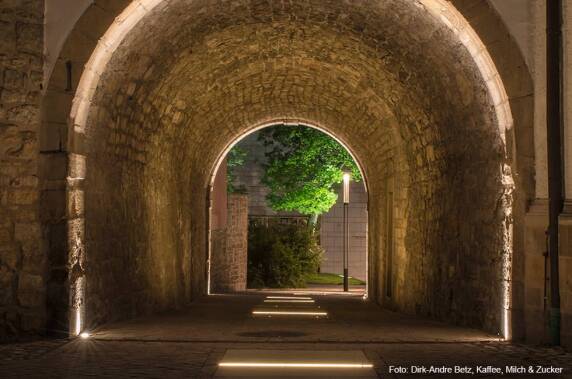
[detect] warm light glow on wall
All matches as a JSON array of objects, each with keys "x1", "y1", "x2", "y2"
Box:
[
  {"x1": 75, "y1": 307, "x2": 82, "y2": 336},
  {"x1": 70, "y1": 0, "x2": 515, "y2": 339},
  {"x1": 418, "y1": 0, "x2": 514, "y2": 340},
  {"x1": 418, "y1": 0, "x2": 513, "y2": 143}
]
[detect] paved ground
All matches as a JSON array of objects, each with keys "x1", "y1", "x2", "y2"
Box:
[
  {"x1": 0, "y1": 292, "x2": 570, "y2": 378},
  {"x1": 90, "y1": 291, "x2": 499, "y2": 343}
]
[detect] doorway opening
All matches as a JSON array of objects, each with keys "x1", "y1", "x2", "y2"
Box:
[{"x1": 207, "y1": 122, "x2": 370, "y2": 298}]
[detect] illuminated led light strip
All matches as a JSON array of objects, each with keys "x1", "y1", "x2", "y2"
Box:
[
  {"x1": 263, "y1": 299, "x2": 315, "y2": 303},
  {"x1": 266, "y1": 296, "x2": 313, "y2": 300},
  {"x1": 219, "y1": 362, "x2": 373, "y2": 368},
  {"x1": 252, "y1": 310, "x2": 327, "y2": 316}
]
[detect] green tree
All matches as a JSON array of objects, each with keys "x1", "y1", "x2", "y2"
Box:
[
  {"x1": 259, "y1": 125, "x2": 362, "y2": 223},
  {"x1": 248, "y1": 222, "x2": 323, "y2": 288}
]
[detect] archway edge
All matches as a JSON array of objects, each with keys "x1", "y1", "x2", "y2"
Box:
[{"x1": 207, "y1": 118, "x2": 370, "y2": 195}]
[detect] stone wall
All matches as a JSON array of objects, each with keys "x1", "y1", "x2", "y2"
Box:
[
  {"x1": 0, "y1": 0, "x2": 544, "y2": 343},
  {"x1": 0, "y1": 0, "x2": 44, "y2": 341},
  {"x1": 210, "y1": 194, "x2": 248, "y2": 293}
]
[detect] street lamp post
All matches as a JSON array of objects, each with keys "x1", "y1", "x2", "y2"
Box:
[{"x1": 343, "y1": 172, "x2": 350, "y2": 292}]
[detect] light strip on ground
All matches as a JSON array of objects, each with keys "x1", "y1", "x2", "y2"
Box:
[
  {"x1": 219, "y1": 362, "x2": 373, "y2": 368},
  {"x1": 252, "y1": 310, "x2": 327, "y2": 316},
  {"x1": 263, "y1": 299, "x2": 315, "y2": 303},
  {"x1": 266, "y1": 296, "x2": 313, "y2": 300}
]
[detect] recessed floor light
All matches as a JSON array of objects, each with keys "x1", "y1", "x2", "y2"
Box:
[
  {"x1": 252, "y1": 310, "x2": 327, "y2": 316},
  {"x1": 266, "y1": 296, "x2": 313, "y2": 300},
  {"x1": 219, "y1": 362, "x2": 373, "y2": 368},
  {"x1": 263, "y1": 299, "x2": 315, "y2": 303},
  {"x1": 79, "y1": 332, "x2": 90, "y2": 339}
]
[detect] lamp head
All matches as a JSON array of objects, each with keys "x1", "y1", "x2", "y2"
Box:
[{"x1": 342, "y1": 171, "x2": 351, "y2": 203}]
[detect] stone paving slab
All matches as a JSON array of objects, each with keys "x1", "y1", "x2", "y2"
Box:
[{"x1": 0, "y1": 340, "x2": 570, "y2": 378}]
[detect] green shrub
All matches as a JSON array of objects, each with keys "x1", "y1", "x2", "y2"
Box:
[{"x1": 247, "y1": 223, "x2": 323, "y2": 288}]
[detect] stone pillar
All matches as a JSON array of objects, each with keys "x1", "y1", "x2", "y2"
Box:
[
  {"x1": 0, "y1": 0, "x2": 45, "y2": 340},
  {"x1": 211, "y1": 194, "x2": 248, "y2": 292},
  {"x1": 558, "y1": 0, "x2": 572, "y2": 349},
  {"x1": 523, "y1": 201, "x2": 549, "y2": 344}
]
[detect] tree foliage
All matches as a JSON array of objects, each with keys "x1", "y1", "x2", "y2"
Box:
[{"x1": 258, "y1": 125, "x2": 362, "y2": 216}]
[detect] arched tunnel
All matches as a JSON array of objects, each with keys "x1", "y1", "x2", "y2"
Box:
[{"x1": 52, "y1": 0, "x2": 527, "y2": 339}]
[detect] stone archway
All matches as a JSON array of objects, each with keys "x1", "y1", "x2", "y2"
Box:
[
  {"x1": 36, "y1": 0, "x2": 533, "y2": 340},
  {"x1": 206, "y1": 120, "x2": 371, "y2": 295}
]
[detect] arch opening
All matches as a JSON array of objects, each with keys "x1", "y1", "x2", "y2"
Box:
[
  {"x1": 206, "y1": 121, "x2": 370, "y2": 297},
  {"x1": 47, "y1": 0, "x2": 521, "y2": 341}
]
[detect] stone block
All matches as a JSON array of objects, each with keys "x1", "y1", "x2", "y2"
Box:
[
  {"x1": 17, "y1": 272, "x2": 44, "y2": 307},
  {"x1": 8, "y1": 175, "x2": 38, "y2": 188},
  {"x1": 0, "y1": 20, "x2": 16, "y2": 52},
  {"x1": 2, "y1": 69, "x2": 24, "y2": 89},
  {"x1": 20, "y1": 310, "x2": 45, "y2": 332},
  {"x1": 7, "y1": 188, "x2": 38, "y2": 205},
  {"x1": 14, "y1": 222, "x2": 41, "y2": 242},
  {"x1": 5, "y1": 104, "x2": 40, "y2": 126},
  {"x1": 16, "y1": 22, "x2": 42, "y2": 54},
  {"x1": 0, "y1": 266, "x2": 15, "y2": 306},
  {"x1": 0, "y1": 227, "x2": 12, "y2": 244},
  {"x1": 22, "y1": 241, "x2": 44, "y2": 275},
  {"x1": 1, "y1": 88, "x2": 28, "y2": 104},
  {"x1": 0, "y1": 244, "x2": 20, "y2": 270}
]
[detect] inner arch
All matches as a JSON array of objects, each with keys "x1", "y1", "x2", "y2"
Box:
[{"x1": 65, "y1": 0, "x2": 514, "y2": 340}]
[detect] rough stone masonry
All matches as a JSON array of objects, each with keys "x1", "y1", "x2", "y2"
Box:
[
  {"x1": 2, "y1": 0, "x2": 548, "y2": 345},
  {"x1": 0, "y1": 0, "x2": 45, "y2": 340}
]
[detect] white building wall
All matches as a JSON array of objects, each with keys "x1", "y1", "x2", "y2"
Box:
[{"x1": 319, "y1": 181, "x2": 368, "y2": 281}]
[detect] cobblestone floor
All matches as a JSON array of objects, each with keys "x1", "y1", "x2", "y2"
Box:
[
  {"x1": 0, "y1": 340, "x2": 570, "y2": 378},
  {"x1": 0, "y1": 293, "x2": 570, "y2": 378}
]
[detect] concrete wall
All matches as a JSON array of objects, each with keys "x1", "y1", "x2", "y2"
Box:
[{"x1": 319, "y1": 181, "x2": 367, "y2": 281}]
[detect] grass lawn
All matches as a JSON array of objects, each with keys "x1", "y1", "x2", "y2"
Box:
[{"x1": 305, "y1": 272, "x2": 365, "y2": 285}]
